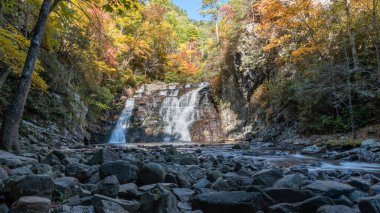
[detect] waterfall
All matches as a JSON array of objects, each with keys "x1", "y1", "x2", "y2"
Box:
[
  {"x1": 108, "y1": 97, "x2": 135, "y2": 144},
  {"x1": 159, "y1": 83, "x2": 208, "y2": 142}
]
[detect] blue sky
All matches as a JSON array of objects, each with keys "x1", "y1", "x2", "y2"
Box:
[{"x1": 172, "y1": 0, "x2": 204, "y2": 20}]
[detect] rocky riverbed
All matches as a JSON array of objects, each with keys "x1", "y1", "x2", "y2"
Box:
[{"x1": 1, "y1": 140, "x2": 380, "y2": 213}]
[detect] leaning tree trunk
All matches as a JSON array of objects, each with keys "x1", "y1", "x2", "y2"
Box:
[
  {"x1": 345, "y1": 0, "x2": 359, "y2": 69},
  {"x1": 0, "y1": 0, "x2": 52, "y2": 152}
]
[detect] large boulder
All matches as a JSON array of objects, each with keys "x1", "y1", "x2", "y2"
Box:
[
  {"x1": 317, "y1": 205, "x2": 355, "y2": 213},
  {"x1": 119, "y1": 183, "x2": 138, "y2": 199},
  {"x1": 358, "y1": 195, "x2": 380, "y2": 213},
  {"x1": 172, "y1": 188, "x2": 195, "y2": 202},
  {"x1": 274, "y1": 174, "x2": 305, "y2": 189},
  {"x1": 9, "y1": 196, "x2": 51, "y2": 213},
  {"x1": 139, "y1": 185, "x2": 179, "y2": 213},
  {"x1": 264, "y1": 188, "x2": 315, "y2": 203},
  {"x1": 304, "y1": 180, "x2": 355, "y2": 197},
  {"x1": 345, "y1": 177, "x2": 371, "y2": 192},
  {"x1": 65, "y1": 163, "x2": 96, "y2": 183},
  {"x1": 99, "y1": 161, "x2": 138, "y2": 184},
  {"x1": 89, "y1": 149, "x2": 120, "y2": 165},
  {"x1": 92, "y1": 194, "x2": 140, "y2": 213},
  {"x1": 139, "y1": 163, "x2": 166, "y2": 185},
  {"x1": 55, "y1": 205, "x2": 95, "y2": 213},
  {"x1": 252, "y1": 169, "x2": 283, "y2": 187},
  {"x1": 53, "y1": 177, "x2": 80, "y2": 200},
  {"x1": 293, "y1": 196, "x2": 334, "y2": 212},
  {"x1": 6, "y1": 175, "x2": 54, "y2": 202},
  {"x1": 97, "y1": 175, "x2": 120, "y2": 198},
  {"x1": 192, "y1": 191, "x2": 264, "y2": 213},
  {"x1": 93, "y1": 200, "x2": 126, "y2": 213}
]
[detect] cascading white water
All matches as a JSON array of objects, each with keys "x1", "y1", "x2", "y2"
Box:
[
  {"x1": 160, "y1": 83, "x2": 208, "y2": 142},
  {"x1": 108, "y1": 98, "x2": 136, "y2": 143}
]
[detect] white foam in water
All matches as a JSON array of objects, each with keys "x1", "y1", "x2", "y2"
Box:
[
  {"x1": 108, "y1": 98, "x2": 135, "y2": 143},
  {"x1": 159, "y1": 83, "x2": 208, "y2": 142}
]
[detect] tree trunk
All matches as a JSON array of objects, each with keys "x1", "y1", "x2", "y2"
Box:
[
  {"x1": 0, "y1": 0, "x2": 52, "y2": 152},
  {"x1": 0, "y1": 63, "x2": 11, "y2": 90},
  {"x1": 345, "y1": 0, "x2": 359, "y2": 69},
  {"x1": 0, "y1": 0, "x2": 4, "y2": 26},
  {"x1": 215, "y1": 19, "x2": 219, "y2": 44},
  {"x1": 372, "y1": 0, "x2": 380, "y2": 78}
]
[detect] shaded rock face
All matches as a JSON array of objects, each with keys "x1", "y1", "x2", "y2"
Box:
[{"x1": 107, "y1": 83, "x2": 223, "y2": 143}]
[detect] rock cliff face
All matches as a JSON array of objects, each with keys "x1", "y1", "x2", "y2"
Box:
[
  {"x1": 105, "y1": 83, "x2": 223, "y2": 143},
  {"x1": 217, "y1": 22, "x2": 297, "y2": 141}
]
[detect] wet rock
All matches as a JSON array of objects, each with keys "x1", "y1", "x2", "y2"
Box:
[
  {"x1": 9, "y1": 196, "x2": 51, "y2": 213},
  {"x1": 370, "y1": 183, "x2": 380, "y2": 196},
  {"x1": 30, "y1": 163, "x2": 51, "y2": 174},
  {"x1": 180, "y1": 156, "x2": 199, "y2": 165},
  {"x1": 140, "y1": 185, "x2": 179, "y2": 213},
  {"x1": 89, "y1": 148, "x2": 120, "y2": 165},
  {"x1": 176, "y1": 172, "x2": 192, "y2": 188},
  {"x1": 304, "y1": 180, "x2": 355, "y2": 197},
  {"x1": 139, "y1": 163, "x2": 166, "y2": 185},
  {"x1": 274, "y1": 174, "x2": 305, "y2": 189},
  {"x1": 54, "y1": 205, "x2": 95, "y2": 213},
  {"x1": 165, "y1": 173, "x2": 177, "y2": 184},
  {"x1": 0, "y1": 167, "x2": 9, "y2": 181},
  {"x1": 194, "y1": 178, "x2": 210, "y2": 188},
  {"x1": 0, "y1": 204, "x2": 9, "y2": 213},
  {"x1": 333, "y1": 195, "x2": 354, "y2": 207},
  {"x1": 347, "y1": 190, "x2": 367, "y2": 203},
  {"x1": 93, "y1": 200, "x2": 126, "y2": 213},
  {"x1": 317, "y1": 205, "x2": 355, "y2": 213},
  {"x1": 172, "y1": 188, "x2": 194, "y2": 202},
  {"x1": 9, "y1": 167, "x2": 33, "y2": 176},
  {"x1": 358, "y1": 195, "x2": 380, "y2": 213},
  {"x1": 206, "y1": 170, "x2": 223, "y2": 182},
  {"x1": 97, "y1": 175, "x2": 120, "y2": 198},
  {"x1": 361, "y1": 139, "x2": 380, "y2": 148},
  {"x1": 345, "y1": 177, "x2": 371, "y2": 192},
  {"x1": 264, "y1": 188, "x2": 315, "y2": 203},
  {"x1": 53, "y1": 177, "x2": 80, "y2": 200},
  {"x1": 252, "y1": 169, "x2": 283, "y2": 187},
  {"x1": 232, "y1": 142, "x2": 250, "y2": 150},
  {"x1": 192, "y1": 191, "x2": 264, "y2": 213},
  {"x1": 92, "y1": 194, "x2": 140, "y2": 213},
  {"x1": 65, "y1": 163, "x2": 96, "y2": 183},
  {"x1": 267, "y1": 203, "x2": 293, "y2": 213},
  {"x1": 293, "y1": 196, "x2": 334, "y2": 212},
  {"x1": 222, "y1": 172, "x2": 253, "y2": 188},
  {"x1": 301, "y1": 145, "x2": 323, "y2": 154},
  {"x1": 210, "y1": 177, "x2": 229, "y2": 191},
  {"x1": 0, "y1": 150, "x2": 38, "y2": 168},
  {"x1": 99, "y1": 160, "x2": 138, "y2": 184},
  {"x1": 6, "y1": 175, "x2": 54, "y2": 202},
  {"x1": 119, "y1": 183, "x2": 138, "y2": 199}
]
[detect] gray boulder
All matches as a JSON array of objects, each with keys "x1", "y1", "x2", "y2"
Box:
[
  {"x1": 192, "y1": 191, "x2": 264, "y2": 213},
  {"x1": 99, "y1": 160, "x2": 138, "y2": 184},
  {"x1": 9, "y1": 196, "x2": 51, "y2": 213},
  {"x1": 304, "y1": 180, "x2": 355, "y2": 197},
  {"x1": 252, "y1": 169, "x2": 283, "y2": 187},
  {"x1": 97, "y1": 175, "x2": 120, "y2": 198},
  {"x1": 65, "y1": 163, "x2": 96, "y2": 183},
  {"x1": 119, "y1": 183, "x2": 138, "y2": 199},
  {"x1": 55, "y1": 205, "x2": 95, "y2": 213},
  {"x1": 172, "y1": 188, "x2": 194, "y2": 202},
  {"x1": 6, "y1": 175, "x2": 54, "y2": 202},
  {"x1": 92, "y1": 194, "x2": 140, "y2": 213},
  {"x1": 317, "y1": 205, "x2": 355, "y2": 213},
  {"x1": 293, "y1": 196, "x2": 334, "y2": 212},
  {"x1": 89, "y1": 148, "x2": 119, "y2": 165},
  {"x1": 358, "y1": 195, "x2": 380, "y2": 213},
  {"x1": 264, "y1": 188, "x2": 315, "y2": 203},
  {"x1": 53, "y1": 177, "x2": 80, "y2": 200},
  {"x1": 139, "y1": 163, "x2": 166, "y2": 185},
  {"x1": 274, "y1": 174, "x2": 305, "y2": 189}
]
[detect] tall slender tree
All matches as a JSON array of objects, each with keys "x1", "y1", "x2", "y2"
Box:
[{"x1": 0, "y1": 0, "x2": 59, "y2": 152}]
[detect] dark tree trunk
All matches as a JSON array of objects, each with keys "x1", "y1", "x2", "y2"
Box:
[
  {"x1": 0, "y1": 0, "x2": 52, "y2": 152},
  {"x1": 0, "y1": 63, "x2": 11, "y2": 89},
  {"x1": 0, "y1": 0, "x2": 4, "y2": 26}
]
